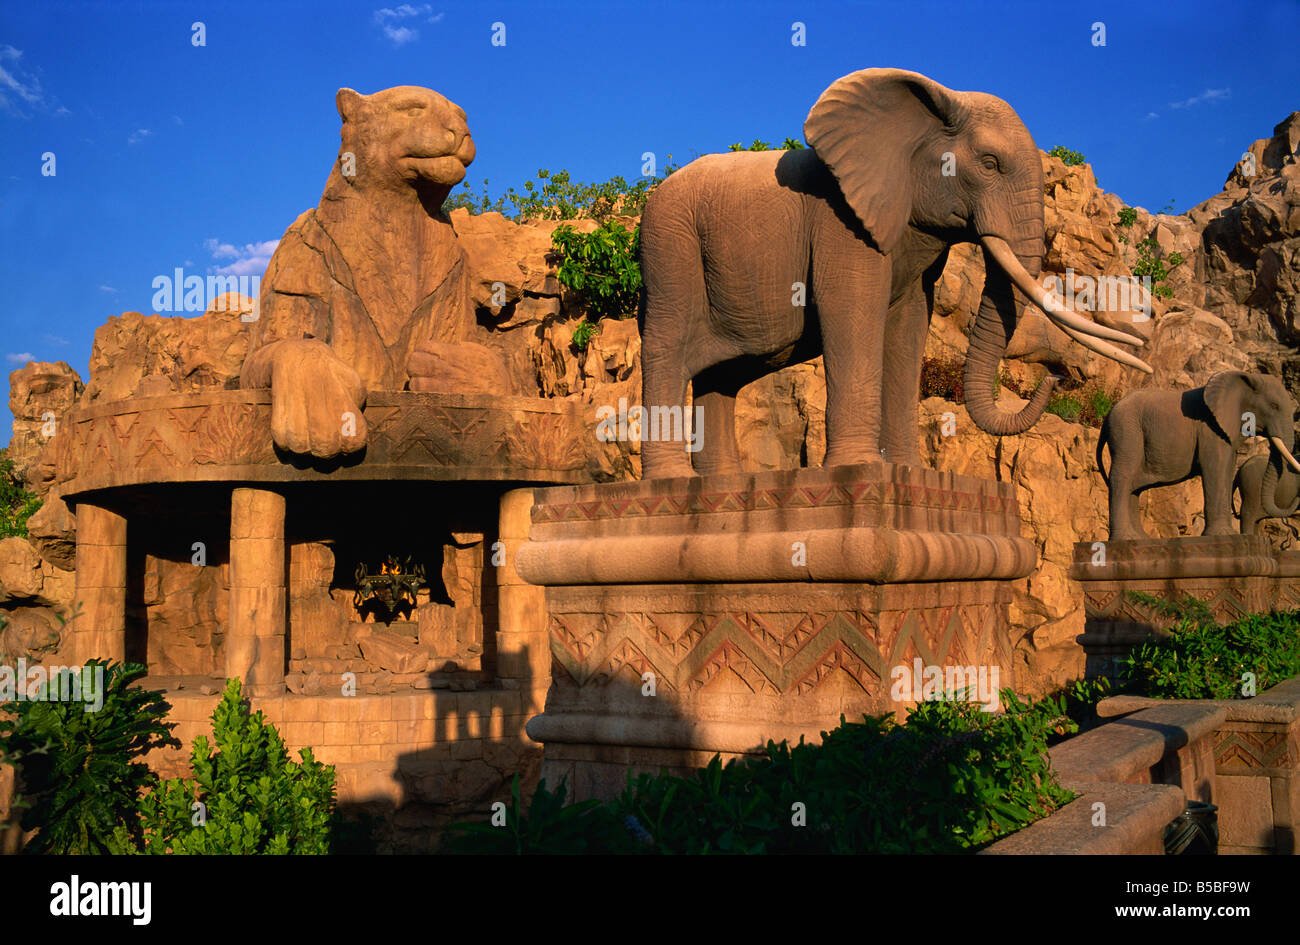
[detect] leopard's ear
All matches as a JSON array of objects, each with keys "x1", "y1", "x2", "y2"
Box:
[{"x1": 336, "y1": 88, "x2": 367, "y2": 123}]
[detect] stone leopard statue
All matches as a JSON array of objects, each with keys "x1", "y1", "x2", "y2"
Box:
[{"x1": 241, "y1": 85, "x2": 508, "y2": 459}]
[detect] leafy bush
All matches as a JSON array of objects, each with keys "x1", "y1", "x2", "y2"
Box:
[
  {"x1": 1046, "y1": 381, "x2": 1118, "y2": 428},
  {"x1": 1116, "y1": 206, "x2": 1138, "y2": 228},
  {"x1": 1118, "y1": 595, "x2": 1300, "y2": 700},
  {"x1": 1132, "y1": 236, "x2": 1184, "y2": 299},
  {"x1": 552, "y1": 220, "x2": 643, "y2": 321},
  {"x1": 0, "y1": 454, "x2": 41, "y2": 539},
  {"x1": 445, "y1": 136, "x2": 801, "y2": 223},
  {"x1": 445, "y1": 165, "x2": 676, "y2": 223},
  {"x1": 122, "y1": 678, "x2": 336, "y2": 854},
  {"x1": 440, "y1": 774, "x2": 641, "y2": 855},
  {"x1": 1048, "y1": 146, "x2": 1086, "y2": 167},
  {"x1": 0, "y1": 661, "x2": 175, "y2": 854},
  {"x1": 571, "y1": 320, "x2": 599, "y2": 351},
  {"x1": 727, "y1": 137, "x2": 805, "y2": 152},
  {"x1": 443, "y1": 695, "x2": 1074, "y2": 855}
]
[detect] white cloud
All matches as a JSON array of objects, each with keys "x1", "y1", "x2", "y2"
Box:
[
  {"x1": 0, "y1": 45, "x2": 48, "y2": 116},
  {"x1": 99, "y1": 284, "x2": 118, "y2": 293},
  {"x1": 43, "y1": 334, "x2": 68, "y2": 346},
  {"x1": 1169, "y1": 88, "x2": 1230, "y2": 110},
  {"x1": 204, "y1": 238, "x2": 279, "y2": 276},
  {"x1": 373, "y1": 5, "x2": 443, "y2": 45},
  {"x1": 6, "y1": 352, "x2": 34, "y2": 365},
  {"x1": 383, "y1": 25, "x2": 418, "y2": 45},
  {"x1": 1145, "y1": 112, "x2": 1159, "y2": 120},
  {"x1": 128, "y1": 128, "x2": 153, "y2": 145}
]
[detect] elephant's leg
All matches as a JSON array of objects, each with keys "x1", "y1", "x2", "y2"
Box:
[
  {"x1": 1107, "y1": 469, "x2": 1147, "y2": 541},
  {"x1": 816, "y1": 259, "x2": 891, "y2": 468},
  {"x1": 1202, "y1": 452, "x2": 1238, "y2": 535},
  {"x1": 1106, "y1": 426, "x2": 1149, "y2": 540},
  {"x1": 880, "y1": 280, "x2": 929, "y2": 466},
  {"x1": 639, "y1": 223, "x2": 709, "y2": 480},
  {"x1": 1238, "y1": 465, "x2": 1262, "y2": 536},
  {"x1": 690, "y1": 360, "x2": 767, "y2": 476}
]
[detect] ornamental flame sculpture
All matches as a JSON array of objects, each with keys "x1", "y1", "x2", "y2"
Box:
[{"x1": 354, "y1": 556, "x2": 427, "y2": 623}]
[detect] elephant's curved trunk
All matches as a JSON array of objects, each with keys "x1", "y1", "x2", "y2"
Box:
[
  {"x1": 963, "y1": 238, "x2": 1058, "y2": 436},
  {"x1": 1261, "y1": 446, "x2": 1300, "y2": 518}
]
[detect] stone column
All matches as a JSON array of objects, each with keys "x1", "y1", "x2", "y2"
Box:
[
  {"x1": 70, "y1": 503, "x2": 127, "y2": 665},
  {"x1": 496, "y1": 488, "x2": 550, "y2": 716},
  {"x1": 228, "y1": 487, "x2": 287, "y2": 696}
]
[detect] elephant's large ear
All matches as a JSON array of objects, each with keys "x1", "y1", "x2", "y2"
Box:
[
  {"x1": 1204, "y1": 371, "x2": 1253, "y2": 439},
  {"x1": 804, "y1": 69, "x2": 969, "y2": 256}
]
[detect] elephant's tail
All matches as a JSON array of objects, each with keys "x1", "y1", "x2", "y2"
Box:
[{"x1": 1096, "y1": 416, "x2": 1111, "y2": 485}]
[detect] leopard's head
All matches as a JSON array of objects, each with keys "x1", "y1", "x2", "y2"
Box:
[{"x1": 335, "y1": 85, "x2": 475, "y2": 201}]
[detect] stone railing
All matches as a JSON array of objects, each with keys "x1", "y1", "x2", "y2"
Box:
[
  {"x1": 1098, "y1": 675, "x2": 1300, "y2": 855},
  {"x1": 983, "y1": 702, "x2": 1223, "y2": 855}
]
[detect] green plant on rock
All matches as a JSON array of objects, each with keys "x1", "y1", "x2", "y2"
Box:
[
  {"x1": 727, "y1": 137, "x2": 805, "y2": 152},
  {"x1": 445, "y1": 163, "x2": 677, "y2": 223},
  {"x1": 1, "y1": 660, "x2": 175, "y2": 855},
  {"x1": 1132, "y1": 236, "x2": 1183, "y2": 299},
  {"x1": 0, "y1": 454, "x2": 41, "y2": 539},
  {"x1": 1048, "y1": 145, "x2": 1086, "y2": 166},
  {"x1": 552, "y1": 220, "x2": 643, "y2": 322},
  {"x1": 121, "y1": 678, "x2": 336, "y2": 854},
  {"x1": 571, "y1": 319, "x2": 599, "y2": 351},
  {"x1": 1116, "y1": 206, "x2": 1138, "y2": 228}
]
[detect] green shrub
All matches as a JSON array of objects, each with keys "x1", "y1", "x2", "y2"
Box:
[
  {"x1": 1047, "y1": 393, "x2": 1082, "y2": 422},
  {"x1": 441, "y1": 774, "x2": 641, "y2": 855},
  {"x1": 122, "y1": 678, "x2": 336, "y2": 854},
  {"x1": 1119, "y1": 596, "x2": 1300, "y2": 700},
  {"x1": 1048, "y1": 146, "x2": 1086, "y2": 166},
  {"x1": 571, "y1": 320, "x2": 599, "y2": 351},
  {"x1": 727, "y1": 137, "x2": 805, "y2": 152},
  {"x1": 552, "y1": 220, "x2": 643, "y2": 321},
  {"x1": 0, "y1": 455, "x2": 41, "y2": 539},
  {"x1": 443, "y1": 695, "x2": 1074, "y2": 855},
  {"x1": 1116, "y1": 206, "x2": 1138, "y2": 228},
  {"x1": 1, "y1": 660, "x2": 175, "y2": 854},
  {"x1": 444, "y1": 164, "x2": 676, "y2": 223},
  {"x1": 1132, "y1": 236, "x2": 1183, "y2": 299},
  {"x1": 1046, "y1": 382, "x2": 1119, "y2": 428}
]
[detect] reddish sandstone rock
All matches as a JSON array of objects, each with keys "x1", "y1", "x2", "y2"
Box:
[{"x1": 6, "y1": 361, "x2": 83, "y2": 489}]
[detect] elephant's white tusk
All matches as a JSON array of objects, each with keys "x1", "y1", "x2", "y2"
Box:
[
  {"x1": 1270, "y1": 437, "x2": 1300, "y2": 475},
  {"x1": 981, "y1": 236, "x2": 1146, "y2": 348},
  {"x1": 1055, "y1": 320, "x2": 1155, "y2": 375}
]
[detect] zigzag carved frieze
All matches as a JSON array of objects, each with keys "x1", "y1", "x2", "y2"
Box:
[
  {"x1": 1084, "y1": 583, "x2": 1265, "y2": 624},
  {"x1": 1214, "y1": 729, "x2": 1295, "y2": 770},
  {"x1": 546, "y1": 602, "x2": 1009, "y2": 699},
  {"x1": 531, "y1": 480, "x2": 1017, "y2": 524}
]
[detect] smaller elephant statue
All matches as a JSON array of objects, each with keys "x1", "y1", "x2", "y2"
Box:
[
  {"x1": 1235, "y1": 448, "x2": 1300, "y2": 536},
  {"x1": 1097, "y1": 372, "x2": 1300, "y2": 541}
]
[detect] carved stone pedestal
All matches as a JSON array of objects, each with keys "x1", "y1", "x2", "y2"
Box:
[
  {"x1": 518, "y1": 462, "x2": 1037, "y2": 800},
  {"x1": 1069, "y1": 536, "x2": 1300, "y2": 678}
]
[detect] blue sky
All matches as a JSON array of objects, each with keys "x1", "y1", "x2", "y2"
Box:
[{"x1": 1, "y1": 0, "x2": 1297, "y2": 384}]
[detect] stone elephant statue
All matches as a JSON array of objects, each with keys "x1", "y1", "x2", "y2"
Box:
[
  {"x1": 638, "y1": 67, "x2": 1151, "y2": 479},
  {"x1": 1097, "y1": 372, "x2": 1300, "y2": 540},
  {"x1": 1235, "y1": 448, "x2": 1300, "y2": 536}
]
